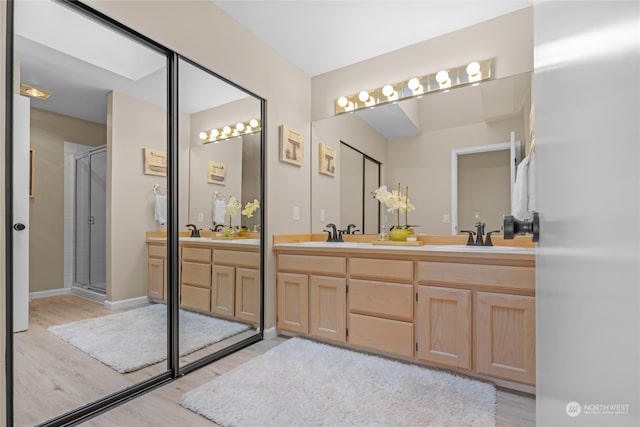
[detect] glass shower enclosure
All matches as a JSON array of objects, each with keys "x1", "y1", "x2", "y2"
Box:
[{"x1": 74, "y1": 147, "x2": 107, "y2": 294}]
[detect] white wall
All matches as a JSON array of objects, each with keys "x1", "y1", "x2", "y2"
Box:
[
  {"x1": 86, "y1": 0, "x2": 311, "y2": 328},
  {"x1": 535, "y1": 1, "x2": 640, "y2": 425},
  {"x1": 311, "y1": 7, "x2": 533, "y2": 121}
]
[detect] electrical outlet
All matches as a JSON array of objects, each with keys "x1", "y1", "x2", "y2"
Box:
[
  {"x1": 320, "y1": 209, "x2": 326, "y2": 221},
  {"x1": 293, "y1": 206, "x2": 300, "y2": 221},
  {"x1": 197, "y1": 212, "x2": 204, "y2": 222},
  {"x1": 442, "y1": 214, "x2": 450, "y2": 224}
]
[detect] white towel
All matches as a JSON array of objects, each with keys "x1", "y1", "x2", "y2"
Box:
[
  {"x1": 213, "y1": 199, "x2": 226, "y2": 224},
  {"x1": 154, "y1": 194, "x2": 167, "y2": 225},
  {"x1": 511, "y1": 155, "x2": 536, "y2": 220}
]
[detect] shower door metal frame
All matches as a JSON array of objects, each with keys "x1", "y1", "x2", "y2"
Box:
[{"x1": 73, "y1": 145, "x2": 107, "y2": 294}]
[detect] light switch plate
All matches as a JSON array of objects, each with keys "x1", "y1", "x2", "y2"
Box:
[
  {"x1": 197, "y1": 212, "x2": 204, "y2": 222},
  {"x1": 320, "y1": 209, "x2": 326, "y2": 221},
  {"x1": 293, "y1": 206, "x2": 300, "y2": 220},
  {"x1": 442, "y1": 214, "x2": 450, "y2": 224}
]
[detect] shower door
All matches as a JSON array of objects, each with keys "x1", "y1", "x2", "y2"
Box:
[{"x1": 75, "y1": 148, "x2": 107, "y2": 293}]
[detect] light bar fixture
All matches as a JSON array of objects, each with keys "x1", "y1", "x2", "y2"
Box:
[
  {"x1": 199, "y1": 118, "x2": 261, "y2": 144},
  {"x1": 335, "y1": 59, "x2": 493, "y2": 114},
  {"x1": 20, "y1": 83, "x2": 52, "y2": 100}
]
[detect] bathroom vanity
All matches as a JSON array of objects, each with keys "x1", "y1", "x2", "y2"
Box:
[
  {"x1": 273, "y1": 237, "x2": 535, "y2": 391},
  {"x1": 147, "y1": 236, "x2": 261, "y2": 326}
]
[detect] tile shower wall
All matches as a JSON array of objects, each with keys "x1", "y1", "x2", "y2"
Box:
[{"x1": 63, "y1": 141, "x2": 94, "y2": 288}]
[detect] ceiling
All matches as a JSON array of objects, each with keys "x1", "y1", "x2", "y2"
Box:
[
  {"x1": 14, "y1": 0, "x2": 532, "y2": 127},
  {"x1": 213, "y1": 1, "x2": 532, "y2": 77}
]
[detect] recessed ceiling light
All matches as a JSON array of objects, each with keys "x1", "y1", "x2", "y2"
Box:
[{"x1": 20, "y1": 83, "x2": 51, "y2": 100}]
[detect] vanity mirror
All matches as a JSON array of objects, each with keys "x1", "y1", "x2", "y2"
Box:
[
  {"x1": 8, "y1": 1, "x2": 264, "y2": 425},
  {"x1": 311, "y1": 72, "x2": 532, "y2": 235}
]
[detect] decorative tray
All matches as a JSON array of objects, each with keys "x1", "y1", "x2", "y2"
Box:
[{"x1": 370, "y1": 240, "x2": 425, "y2": 246}]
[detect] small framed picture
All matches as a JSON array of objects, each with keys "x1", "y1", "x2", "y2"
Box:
[
  {"x1": 207, "y1": 161, "x2": 226, "y2": 185},
  {"x1": 143, "y1": 148, "x2": 167, "y2": 176},
  {"x1": 29, "y1": 148, "x2": 35, "y2": 198},
  {"x1": 280, "y1": 125, "x2": 304, "y2": 166},
  {"x1": 319, "y1": 143, "x2": 336, "y2": 176}
]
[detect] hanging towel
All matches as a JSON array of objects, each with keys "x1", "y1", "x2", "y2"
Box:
[
  {"x1": 213, "y1": 199, "x2": 226, "y2": 224},
  {"x1": 154, "y1": 194, "x2": 167, "y2": 225},
  {"x1": 511, "y1": 155, "x2": 536, "y2": 220}
]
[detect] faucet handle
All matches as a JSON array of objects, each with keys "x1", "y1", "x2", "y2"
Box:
[
  {"x1": 460, "y1": 230, "x2": 476, "y2": 246},
  {"x1": 484, "y1": 230, "x2": 501, "y2": 246}
]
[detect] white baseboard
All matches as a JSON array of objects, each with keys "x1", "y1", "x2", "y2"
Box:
[
  {"x1": 71, "y1": 286, "x2": 106, "y2": 304},
  {"x1": 29, "y1": 288, "x2": 71, "y2": 300},
  {"x1": 263, "y1": 326, "x2": 278, "y2": 340},
  {"x1": 104, "y1": 296, "x2": 150, "y2": 311}
]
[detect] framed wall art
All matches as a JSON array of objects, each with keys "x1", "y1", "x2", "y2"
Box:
[
  {"x1": 29, "y1": 148, "x2": 35, "y2": 198},
  {"x1": 318, "y1": 143, "x2": 337, "y2": 176},
  {"x1": 280, "y1": 125, "x2": 304, "y2": 166},
  {"x1": 143, "y1": 148, "x2": 167, "y2": 176},
  {"x1": 207, "y1": 161, "x2": 227, "y2": 185}
]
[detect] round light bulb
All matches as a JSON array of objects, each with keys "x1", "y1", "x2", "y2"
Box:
[
  {"x1": 337, "y1": 96, "x2": 348, "y2": 107},
  {"x1": 436, "y1": 70, "x2": 449, "y2": 84},
  {"x1": 199, "y1": 131, "x2": 208, "y2": 140},
  {"x1": 223, "y1": 126, "x2": 231, "y2": 135},
  {"x1": 236, "y1": 122, "x2": 245, "y2": 132},
  {"x1": 211, "y1": 129, "x2": 220, "y2": 138},
  {"x1": 466, "y1": 61, "x2": 480, "y2": 77},
  {"x1": 250, "y1": 119, "x2": 259, "y2": 128},
  {"x1": 382, "y1": 85, "x2": 394, "y2": 97},
  {"x1": 358, "y1": 91, "x2": 370, "y2": 102},
  {"x1": 408, "y1": 78, "x2": 420, "y2": 91}
]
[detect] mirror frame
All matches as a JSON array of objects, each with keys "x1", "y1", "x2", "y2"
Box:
[{"x1": 4, "y1": 1, "x2": 266, "y2": 425}]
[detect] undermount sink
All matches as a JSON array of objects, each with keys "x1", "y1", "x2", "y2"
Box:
[
  {"x1": 179, "y1": 237, "x2": 213, "y2": 241},
  {"x1": 433, "y1": 244, "x2": 534, "y2": 253},
  {"x1": 292, "y1": 241, "x2": 361, "y2": 247}
]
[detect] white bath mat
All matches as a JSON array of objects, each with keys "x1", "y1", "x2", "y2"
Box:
[
  {"x1": 48, "y1": 304, "x2": 250, "y2": 373},
  {"x1": 181, "y1": 337, "x2": 496, "y2": 426}
]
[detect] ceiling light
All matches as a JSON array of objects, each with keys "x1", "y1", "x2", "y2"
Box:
[
  {"x1": 200, "y1": 119, "x2": 261, "y2": 144},
  {"x1": 334, "y1": 59, "x2": 492, "y2": 115},
  {"x1": 20, "y1": 83, "x2": 51, "y2": 100},
  {"x1": 407, "y1": 78, "x2": 421, "y2": 91},
  {"x1": 466, "y1": 61, "x2": 480, "y2": 77},
  {"x1": 436, "y1": 70, "x2": 449, "y2": 84}
]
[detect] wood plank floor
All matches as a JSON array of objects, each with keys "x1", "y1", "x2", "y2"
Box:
[{"x1": 15, "y1": 295, "x2": 535, "y2": 426}]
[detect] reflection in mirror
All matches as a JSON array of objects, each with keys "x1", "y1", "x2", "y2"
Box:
[
  {"x1": 13, "y1": 0, "x2": 168, "y2": 424},
  {"x1": 312, "y1": 72, "x2": 531, "y2": 236},
  {"x1": 177, "y1": 58, "x2": 262, "y2": 368}
]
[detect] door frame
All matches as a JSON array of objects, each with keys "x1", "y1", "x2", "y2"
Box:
[{"x1": 450, "y1": 133, "x2": 521, "y2": 235}]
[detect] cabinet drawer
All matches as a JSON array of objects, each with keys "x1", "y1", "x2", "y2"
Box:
[
  {"x1": 182, "y1": 261, "x2": 211, "y2": 288},
  {"x1": 348, "y1": 313, "x2": 414, "y2": 358},
  {"x1": 349, "y1": 258, "x2": 413, "y2": 282},
  {"x1": 349, "y1": 279, "x2": 413, "y2": 322},
  {"x1": 181, "y1": 285, "x2": 210, "y2": 312},
  {"x1": 148, "y1": 244, "x2": 167, "y2": 259},
  {"x1": 213, "y1": 249, "x2": 259, "y2": 269},
  {"x1": 278, "y1": 254, "x2": 346, "y2": 276},
  {"x1": 417, "y1": 261, "x2": 534, "y2": 292},
  {"x1": 182, "y1": 247, "x2": 211, "y2": 263}
]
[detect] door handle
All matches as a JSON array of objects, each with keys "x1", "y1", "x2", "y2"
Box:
[{"x1": 13, "y1": 223, "x2": 26, "y2": 231}]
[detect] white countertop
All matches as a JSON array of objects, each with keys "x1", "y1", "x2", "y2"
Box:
[
  {"x1": 147, "y1": 237, "x2": 260, "y2": 246},
  {"x1": 274, "y1": 241, "x2": 535, "y2": 254}
]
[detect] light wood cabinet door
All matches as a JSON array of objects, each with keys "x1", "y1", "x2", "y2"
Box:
[
  {"x1": 182, "y1": 261, "x2": 211, "y2": 289},
  {"x1": 277, "y1": 272, "x2": 309, "y2": 334},
  {"x1": 348, "y1": 313, "x2": 414, "y2": 358},
  {"x1": 309, "y1": 275, "x2": 346, "y2": 343},
  {"x1": 147, "y1": 258, "x2": 166, "y2": 301},
  {"x1": 235, "y1": 268, "x2": 260, "y2": 325},
  {"x1": 181, "y1": 284, "x2": 211, "y2": 312},
  {"x1": 416, "y1": 286, "x2": 471, "y2": 369},
  {"x1": 211, "y1": 265, "x2": 235, "y2": 317},
  {"x1": 476, "y1": 292, "x2": 535, "y2": 384}
]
